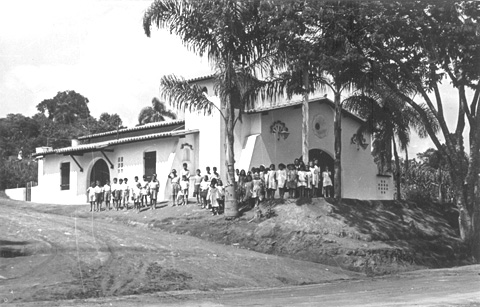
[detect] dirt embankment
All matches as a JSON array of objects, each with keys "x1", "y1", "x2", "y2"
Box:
[
  {"x1": 0, "y1": 197, "x2": 357, "y2": 304},
  {"x1": 131, "y1": 198, "x2": 471, "y2": 275}
]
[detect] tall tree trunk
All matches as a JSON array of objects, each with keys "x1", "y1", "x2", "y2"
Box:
[
  {"x1": 405, "y1": 147, "x2": 409, "y2": 173},
  {"x1": 302, "y1": 70, "x2": 309, "y2": 163},
  {"x1": 451, "y1": 165, "x2": 480, "y2": 261},
  {"x1": 224, "y1": 95, "x2": 238, "y2": 218},
  {"x1": 333, "y1": 89, "x2": 342, "y2": 199},
  {"x1": 392, "y1": 136, "x2": 402, "y2": 200},
  {"x1": 463, "y1": 117, "x2": 480, "y2": 261},
  {"x1": 438, "y1": 167, "x2": 443, "y2": 203}
]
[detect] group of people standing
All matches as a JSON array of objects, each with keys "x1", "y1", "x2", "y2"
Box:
[
  {"x1": 87, "y1": 174, "x2": 160, "y2": 213},
  {"x1": 166, "y1": 158, "x2": 333, "y2": 216},
  {"x1": 168, "y1": 163, "x2": 224, "y2": 215},
  {"x1": 236, "y1": 158, "x2": 333, "y2": 209},
  {"x1": 87, "y1": 158, "x2": 332, "y2": 216}
]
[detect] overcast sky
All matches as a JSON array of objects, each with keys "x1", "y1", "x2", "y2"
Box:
[
  {"x1": 0, "y1": 0, "x2": 211, "y2": 128},
  {"x1": 0, "y1": 0, "x2": 468, "y2": 156}
]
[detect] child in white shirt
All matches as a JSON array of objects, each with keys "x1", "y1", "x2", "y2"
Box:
[
  {"x1": 200, "y1": 175, "x2": 210, "y2": 208},
  {"x1": 179, "y1": 175, "x2": 189, "y2": 205},
  {"x1": 87, "y1": 182, "x2": 95, "y2": 212},
  {"x1": 193, "y1": 169, "x2": 202, "y2": 205}
]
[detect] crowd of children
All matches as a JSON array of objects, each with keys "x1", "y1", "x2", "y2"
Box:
[
  {"x1": 167, "y1": 164, "x2": 224, "y2": 215},
  {"x1": 87, "y1": 174, "x2": 161, "y2": 213},
  {"x1": 235, "y1": 158, "x2": 333, "y2": 211},
  {"x1": 87, "y1": 159, "x2": 332, "y2": 216}
]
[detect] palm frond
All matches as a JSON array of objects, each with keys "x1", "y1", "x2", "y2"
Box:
[{"x1": 160, "y1": 74, "x2": 217, "y2": 116}]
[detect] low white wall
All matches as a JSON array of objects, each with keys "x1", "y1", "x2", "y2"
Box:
[
  {"x1": 5, "y1": 188, "x2": 26, "y2": 201},
  {"x1": 30, "y1": 186, "x2": 88, "y2": 205}
]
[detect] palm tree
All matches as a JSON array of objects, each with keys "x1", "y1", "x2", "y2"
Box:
[
  {"x1": 263, "y1": 2, "x2": 369, "y2": 200},
  {"x1": 344, "y1": 85, "x2": 438, "y2": 200},
  {"x1": 138, "y1": 97, "x2": 177, "y2": 125},
  {"x1": 143, "y1": 0, "x2": 278, "y2": 217}
]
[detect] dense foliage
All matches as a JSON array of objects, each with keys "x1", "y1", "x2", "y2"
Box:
[
  {"x1": 0, "y1": 90, "x2": 124, "y2": 189},
  {"x1": 394, "y1": 148, "x2": 454, "y2": 204},
  {"x1": 137, "y1": 97, "x2": 177, "y2": 125},
  {"x1": 143, "y1": 0, "x2": 479, "y2": 259}
]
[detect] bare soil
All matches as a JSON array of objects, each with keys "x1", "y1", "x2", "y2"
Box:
[
  {"x1": 140, "y1": 197, "x2": 470, "y2": 275},
  {"x1": 0, "y1": 197, "x2": 355, "y2": 304},
  {"x1": 0, "y1": 195, "x2": 473, "y2": 306}
]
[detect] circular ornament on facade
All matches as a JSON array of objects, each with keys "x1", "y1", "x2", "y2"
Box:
[{"x1": 312, "y1": 114, "x2": 328, "y2": 139}]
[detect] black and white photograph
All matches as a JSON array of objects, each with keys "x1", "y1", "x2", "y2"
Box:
[{"x1": 0, "y1": 1, "x2": 479, "y2": 306}]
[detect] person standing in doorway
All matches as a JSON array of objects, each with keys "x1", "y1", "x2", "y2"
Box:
[
  {"x1": 94, "y1": 180, "x2": 103, "y2": 212},
  {"x1": 103, "y1": 180, "x2": 112, "y2": 210}
]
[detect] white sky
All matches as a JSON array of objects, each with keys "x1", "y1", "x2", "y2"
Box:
[
  {"x1": 0, "y1": 0, "x2": 468, "y2": 156},
  {"x1": 0, "y1": 0, "x2": 211, "y2": 128}
]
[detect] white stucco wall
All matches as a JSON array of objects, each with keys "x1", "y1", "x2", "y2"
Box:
[
  {"x1": 5, "y1": 187, "x2": 26, "y2": 201},
  {"x1": 33, "y1": 135, "x2": 201, "y2": 205},
  {"x1": 232, "y1": 101, "x2": 392, "y2": 200},
  {"x1": 184, "y1": 94, "x2": 223, "y2": 178}
]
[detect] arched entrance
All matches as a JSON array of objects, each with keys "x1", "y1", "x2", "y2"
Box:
[
  {"x1": 303, "y1": 149, "x2": 334, "y2": 197},
  {"x1": 90, "y1": 159, "x2": 110, "y2": 186},
  {"x1": 308, "y1": 149, "x2": 334, "y2": 173}
]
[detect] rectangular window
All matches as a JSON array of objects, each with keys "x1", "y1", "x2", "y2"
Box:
[
  {"x1": 144, "y1": 151, "x2": 156, "y2": 180},
  {"x1": 117, "y1": 157, "x2": 124, "y2": 174},
  {"x1": 60, "y1": 162, "x2": 70, "y2": 190}
]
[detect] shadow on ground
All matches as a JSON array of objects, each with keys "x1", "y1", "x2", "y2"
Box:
[{"x1": 142, "y1": 198, "x2": 470, "y2": 276}]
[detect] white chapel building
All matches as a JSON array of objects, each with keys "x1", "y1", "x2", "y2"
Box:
[{"x1": 32, "y1": 76, "x2": 393, "y2": 204}]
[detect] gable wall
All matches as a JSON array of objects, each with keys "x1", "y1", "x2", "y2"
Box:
[{"x1": 235, "y1": 101, "x2": 389, "y2": 200}]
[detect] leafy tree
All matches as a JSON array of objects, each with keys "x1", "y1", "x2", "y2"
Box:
[
  {"x1": 93, "y1": 113, "x2": 125, "y2": 132},
  {"x1": 0, "y1": 159, "x2": 37, "y2": 190},
  {"x1": 143, "y1": 0, "x2": 278, "y2": 217},
  {"x1": 0, "y1": 114, "x2": 42, "y2": 157},
  {"x1": 138, "y1": 97, "x2": 177, "y2": 125},
  {"x1": 353, "y1": 1, "x2": 480, "y2": 259},
  {"x1": 262, "y1": 1, "x2": 318, "y2": 163},
  {"x1": 268, "y1": 1, "x2": 371, "y2": 199},
  {"x1": 397, "y1": 148, "x2": 454, "y2": 204},
  {"x1": 0, "y1": 92, "x2": 125, "y2": 190},
  {"x1": 415, "y1": 148, "x2": 453, "y2": 203},
  {"x1": 36, "y1": 90, "x2": 90, "y2": 124}
]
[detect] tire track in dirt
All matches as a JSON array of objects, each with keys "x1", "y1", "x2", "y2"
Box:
[{"x1": 2, "y1": 200, "x2": 358, "y2": 303}]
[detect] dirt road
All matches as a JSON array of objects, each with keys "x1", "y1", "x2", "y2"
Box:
[
  {"x1": 1, "y1": 198, "x2": 479, "y2": 306},
  {"x1": 7, "y1": 266, "x2": 480, "y2": 306},
  {"x1": 0, "y1": 199, "x2": 353, "y2": 304}
]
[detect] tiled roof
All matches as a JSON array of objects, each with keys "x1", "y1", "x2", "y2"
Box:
[
  {"x1": 186, "y1": 74, "x2": 216, "y2": 83},
  {"x1": 34, "y1": 129, "x2": 198, "y2": 157},
  {"x1": 245, "y1": 97, "x2": 365, "y2": 123},
  {"x1": 77, "y1": 120, "x2": 185, "y2": 140},
  {"x1": 245, "y1": 99, "x2": 307, "y2": 113}
]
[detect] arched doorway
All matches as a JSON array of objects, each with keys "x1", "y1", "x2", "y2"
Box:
[
  {"x1": 303, "y1": 149, "x2": 334, "y2": 197},
  {"x1": 90, "y1": 159, "x2": 110, "y2": 186},
  {"x1": 308, "y1": 149, "x2": 334, "y2": 173}
]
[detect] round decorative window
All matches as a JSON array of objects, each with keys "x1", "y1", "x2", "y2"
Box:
[{"x1": 311, "y1": 114, "x2": 328, "y2": 139}]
